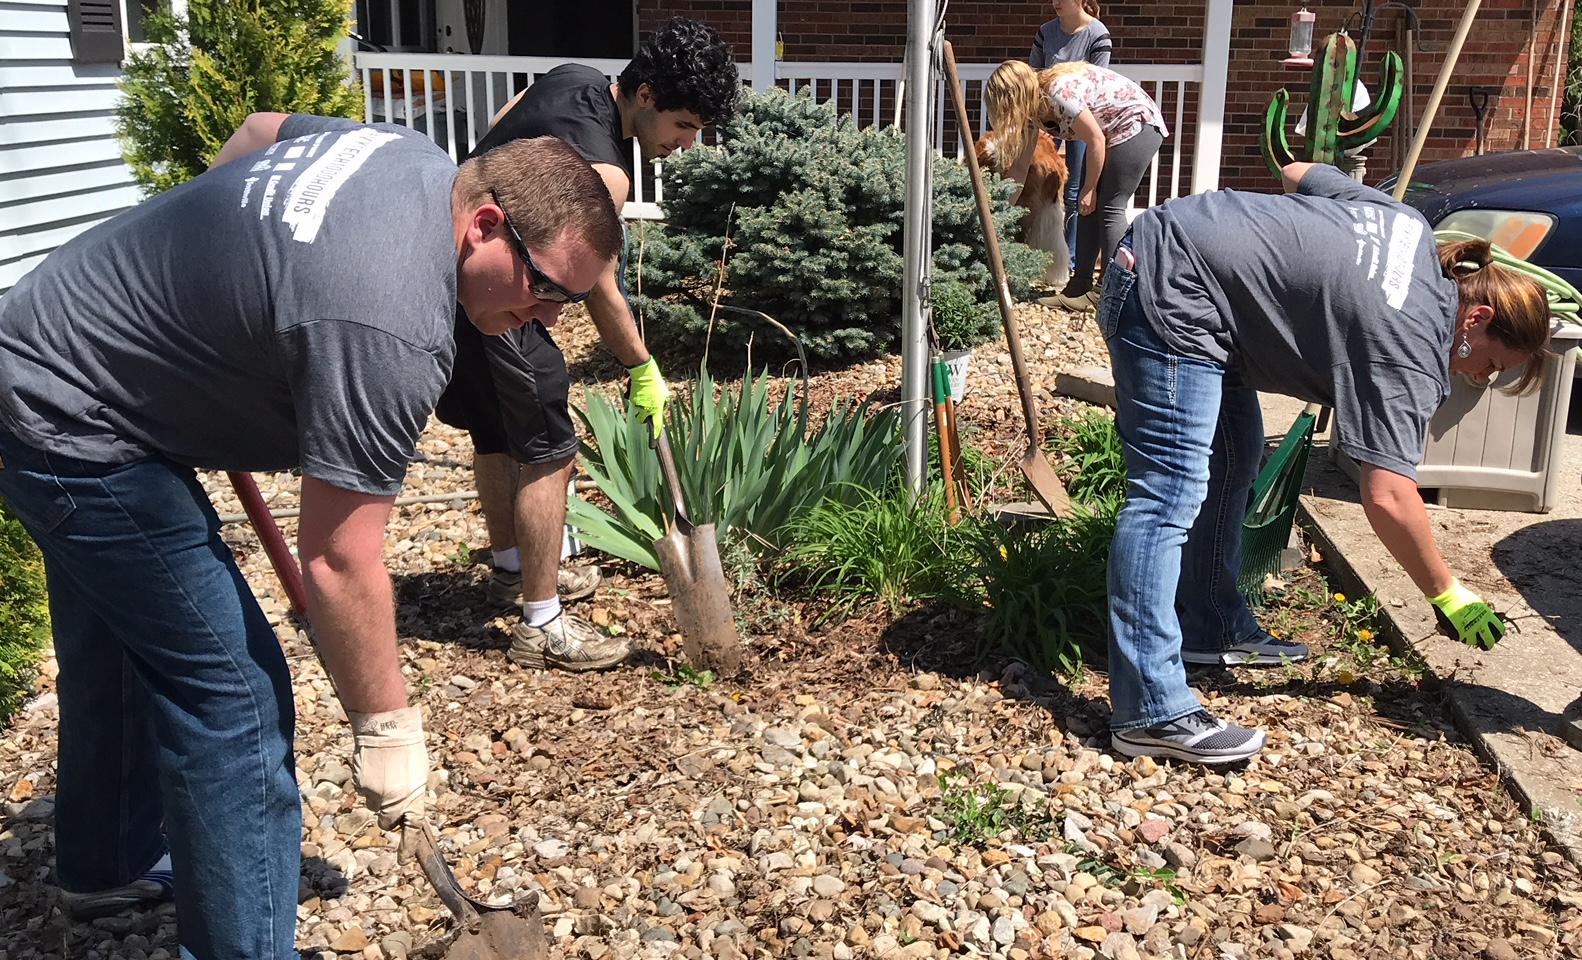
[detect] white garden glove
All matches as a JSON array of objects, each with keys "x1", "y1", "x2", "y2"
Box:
[{"x1": 349, "y1": 706, "x2": 429, "y2": 829}]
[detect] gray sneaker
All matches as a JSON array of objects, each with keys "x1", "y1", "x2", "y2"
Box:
[
  {"x1": 508, "y1": 613, "x2": 630, "y2": 671},
  {"x1": 59, "y1": 854, "x2": 175, "y2": 920},
  {"x1": 1181, "y1": 633, "x2": 1309, "y2": 666},
  {"x1": 486, "y1": 564, "x2": 601, "y2": 608},
  {"x1": 1111, "y1": 710, "x2": 1266, "y2": 764}
]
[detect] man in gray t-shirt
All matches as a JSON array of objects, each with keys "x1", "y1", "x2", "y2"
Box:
[{"x1": 0, "y1": 114, "x2": 620, "y2": 955}]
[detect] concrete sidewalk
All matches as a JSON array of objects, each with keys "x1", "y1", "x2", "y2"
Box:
[{"x1": 1268, "y1": 390, "x2": 1582, "y2": 862}]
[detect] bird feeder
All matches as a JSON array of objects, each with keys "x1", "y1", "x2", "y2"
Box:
[{"x1": 1284, "y1": 8, "x2": 1317, "y2": 67}]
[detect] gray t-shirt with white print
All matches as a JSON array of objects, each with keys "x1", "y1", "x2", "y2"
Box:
[
  {"x1": 1128, "y1": 164, "x2": 1457, "y2": 478},
  {"x1": 0, "y1": 115, "x2": 459, "y2": 495}
]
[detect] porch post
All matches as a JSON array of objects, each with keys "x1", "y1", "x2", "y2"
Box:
[
  {"x1": 1192, "y1": 0, "x2": 1233, "y2": 193},
  {"x1": 751, "y1": 0, "x2": 776, "y2": 90}
]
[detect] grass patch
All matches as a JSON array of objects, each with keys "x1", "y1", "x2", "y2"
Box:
[{"x1": 779, "y1": 483, "x2": 971, "y2": 616}]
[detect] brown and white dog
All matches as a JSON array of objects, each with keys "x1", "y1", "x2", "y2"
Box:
[{"x1": 975, "y1": 130, "x2": 1070, "y2": 289}]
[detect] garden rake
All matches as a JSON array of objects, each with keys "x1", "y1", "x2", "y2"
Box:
[
  {"x1": 943, "y1": 40, "x2": 1074, "y2": 519},
  {"x1": 1237, "y1": 404, "x2": 1319, "y2": 602}
]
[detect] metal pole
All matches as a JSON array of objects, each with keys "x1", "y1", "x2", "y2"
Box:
[{"x1": 900, "y1": 0, "x2": 936, "y2": 496}]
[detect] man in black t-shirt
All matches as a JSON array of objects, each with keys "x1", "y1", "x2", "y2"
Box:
[{"x1": 435, "y1": 17, "x2": 739, "y2": 672}]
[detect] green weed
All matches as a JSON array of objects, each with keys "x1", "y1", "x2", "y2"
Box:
[
  {"x1": 652, "y1": 663, "x2": 715, "y2": 690},
  {"x1": 936, "y1": 770, "x2": 1056, "y2": 846}
]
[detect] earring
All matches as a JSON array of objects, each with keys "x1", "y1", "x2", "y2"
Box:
[{"x1": 1457, "y1": 336, "x2": 1473, "y2": 359}]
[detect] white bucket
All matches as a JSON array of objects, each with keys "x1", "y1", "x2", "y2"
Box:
[{"x1": 942, "y1": 348, "x2": 973, "y2": 403}]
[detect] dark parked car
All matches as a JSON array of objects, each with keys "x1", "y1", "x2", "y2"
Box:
[{"x1": 1381, "y1": 146, "x2": 1582, "y2": 292}]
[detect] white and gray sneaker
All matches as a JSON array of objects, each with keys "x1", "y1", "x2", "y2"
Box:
[
  {"x1": 486, "y1": 564, "x2": 601, "y2": 608},
  {"x1": 1181, "y1": 633, "x2": 1309, "y2": 666},
  {"x1": 1111, "y1": 710, "x2": 1266, "y2": 764},
  {"x1": 508, "y1": 613, "x2": 629, "y2": 671}
]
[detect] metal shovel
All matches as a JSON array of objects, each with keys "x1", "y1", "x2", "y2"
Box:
[
  {"x1": 651, "y1": 427, "x2": 743, "y2": 677},
  {"x1": 404, "y1": 818, "x2": 548, "y2": 960},
  {"x1": 942, "y1": 41, "x2": 1074, "y2": 518}
]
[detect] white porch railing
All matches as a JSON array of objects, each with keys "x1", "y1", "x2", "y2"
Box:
[{"x1": 354, "y1": 52, "x2": 1202, "y2": 219}]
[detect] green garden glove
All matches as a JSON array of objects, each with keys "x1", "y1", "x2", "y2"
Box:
[
  {"x1": 1427, "y1": 580, "x2": 1505, "y2": 650},
  {"x1": 627, "y1": 356, "x2": 670, "y2": 428}
]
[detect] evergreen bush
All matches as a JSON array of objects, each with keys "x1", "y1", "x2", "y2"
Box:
[
  {"x1": 0, "y1": 503, "x2": 49, "y2": 725},
  {"x1": 630, "y1": 88, "x2": 1049, "y2": 362},
  {"x1": 930, "y1": 279, "x2": 998, "y2": 351},
  {"x1": 116, "y1": 0, "x2": 363, "y2": 194}
]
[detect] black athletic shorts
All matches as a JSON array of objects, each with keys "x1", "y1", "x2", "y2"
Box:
[{"x1": 434, "y1": 308, "x2": 578, "y2": 465}]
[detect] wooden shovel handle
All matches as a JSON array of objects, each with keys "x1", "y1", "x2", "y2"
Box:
[{"x1": 941, "y1": 41, "x2": 1044, "y2": 447}]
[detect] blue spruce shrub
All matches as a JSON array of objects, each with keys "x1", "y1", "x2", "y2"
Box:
[{"x1": 630, "y1": 88, "x2": 1048, "y2": 362}]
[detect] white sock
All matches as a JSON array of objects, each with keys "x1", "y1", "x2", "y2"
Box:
[
  {"x1": 523, "y1": 597, "x2": 561, "y2": 628},
  {"x1": 492, "y1": 546, "x2": 521, "y2": 573}
]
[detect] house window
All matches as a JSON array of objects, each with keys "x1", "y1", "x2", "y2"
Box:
[
  {"x1": 124, "y1": 0, "x2": 159, "y2": 44},
  {"x1": 353, "y1": 0, "x2": 435, "y2": 51}
]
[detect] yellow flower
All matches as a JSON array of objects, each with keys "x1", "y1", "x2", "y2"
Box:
[
  {"x1": 1334, "y1": 593, "x2": 1347, "y2": 604},
  {"x1": 1357, "y1": 629, "x2": 1374, "y2": 643},
  {"x1": 1000, "y1": 545, "x2": 1009, "y2": 561},
  {"x1": 1338, "y1": 668, "x2": 1355, "y2": 685}
]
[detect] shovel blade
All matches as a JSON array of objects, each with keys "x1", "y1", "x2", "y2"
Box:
[
  {"x1": 405, "y1": 820, "x2": 548, "y2": 960},
  {"x1": 436, "y1": 906, "x2": 549, "y2": 960},
  {"x1": 1019, "y1": 451, "x2": 1075, "y2": 518},
  {"x1": 654, "y1": 523, "x2": 743, "y2": 677}
]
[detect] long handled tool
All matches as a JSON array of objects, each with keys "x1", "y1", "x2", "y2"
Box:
[
  {"x1": 929, "y1": 357, "x2": 960, "y2": 523},
  {"x1": 651, "y1": 428, "x2": 742, "y2": 677},
  {"x1": 404, "y1": 819, "x2": 548, "y2": 960},
  {"x1": 227, "y1": 471, "x2": 309, "y2": 615},
  {"x1": 944, "y1": 387, "x2": 973, "y2": 512},
  {"x1": 942, "y1": 40, "x2": 1074, "y2": 518},
  {"x1": 1393, "y1": 0, "x2": 1482, "y2": 200}
]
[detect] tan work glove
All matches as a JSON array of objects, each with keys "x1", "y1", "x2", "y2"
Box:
[{"x1": 349, "y1": 705, "x2": 429, "y2": 830}]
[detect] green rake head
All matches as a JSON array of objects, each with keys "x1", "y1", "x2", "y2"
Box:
[
  {"x1": 1261, "y1": 32, "x2": 1403, "y2": 180},
  {"x1": 1238, "y1": 409, "x2": 1318, "y2": 604}
]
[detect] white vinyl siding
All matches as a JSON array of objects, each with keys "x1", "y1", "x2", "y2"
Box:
[{"x1": 1, "y1": 0, "x2": 139, "y2": 295}]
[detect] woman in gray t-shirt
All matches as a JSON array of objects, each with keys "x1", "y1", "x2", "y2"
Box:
[
  {"x1": 1030, "y1": 0, "x2": 1112, "y2": 281},
  {"x1": 1098, "y1": 161, "x2": 1553, "y2": 766}
]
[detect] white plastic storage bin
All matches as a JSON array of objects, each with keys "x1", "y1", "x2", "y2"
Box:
[{"x1": 1334, "y1": 320, "x2": 1581, "y2": 513}]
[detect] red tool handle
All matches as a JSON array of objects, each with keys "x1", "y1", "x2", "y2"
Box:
[{"x1": 227, "y1": 471, "x2": 309, "y2": 615}]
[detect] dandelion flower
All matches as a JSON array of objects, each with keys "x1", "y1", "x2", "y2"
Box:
[
  {"x1": 1334, "y1": 593, "x2": 1347, "y2": 603},
  {"x1": 1357, "y1": 629, "x2": 1374, "y2": 643}
]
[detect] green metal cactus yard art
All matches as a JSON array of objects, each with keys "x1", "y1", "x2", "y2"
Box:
[{"x1": 1261, "y1": 32, "x2": 1404, "y2": 178}]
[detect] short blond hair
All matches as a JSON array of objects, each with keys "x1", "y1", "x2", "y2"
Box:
[
  {"x1": 454, "y1": 137, "x2": 622, "y2": 261},
  {"x1": 984, "y1": 60, "x2": 1095, "y2": 175}
]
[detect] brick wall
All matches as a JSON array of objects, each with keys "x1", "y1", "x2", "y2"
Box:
[{"x1": 640, "y1": 0, "x2": 1572, "y2": 193}]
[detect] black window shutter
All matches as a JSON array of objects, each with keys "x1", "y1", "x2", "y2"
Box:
[{"x1": 67, "y1": 0, "x2": 124, "y2": 63}]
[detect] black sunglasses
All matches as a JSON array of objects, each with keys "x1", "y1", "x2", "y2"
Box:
[{"x1": 489, "y1": 190, "x2": 592, "y2": 304}]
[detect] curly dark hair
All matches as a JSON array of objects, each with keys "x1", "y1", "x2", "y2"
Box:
[{"x1": 617, "y1": 17, "x2": 740, "y2": 126}]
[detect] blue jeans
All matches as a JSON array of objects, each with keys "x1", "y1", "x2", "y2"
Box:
[
  {"x1": 1097, "y1": 253, "x2": 1266, "y2": 730},
  {"x1": 1063, "y1": 138, "x2": 1086, "y2": 273},
  {"x1": 0, "y1": 432, "x2": 299, "y2": 960}
]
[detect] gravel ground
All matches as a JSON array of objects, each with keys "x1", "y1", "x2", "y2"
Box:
[{"x1": 5, "y1": 303, "x2": 1582, "y2": 960}]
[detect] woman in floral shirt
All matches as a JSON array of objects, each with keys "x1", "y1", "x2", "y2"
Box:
[{"x1": 986, "y1": 59, "x2": 1166, "y2": 311}]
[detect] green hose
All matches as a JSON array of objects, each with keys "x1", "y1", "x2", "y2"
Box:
[{"x1": 1434, "y1": 228, "x2": 1581, "y2": 323}]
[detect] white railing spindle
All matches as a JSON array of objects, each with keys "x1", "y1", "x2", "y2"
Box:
[{"x1": 352, "y1": 52, "x2": 1203, "y2": 219}]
